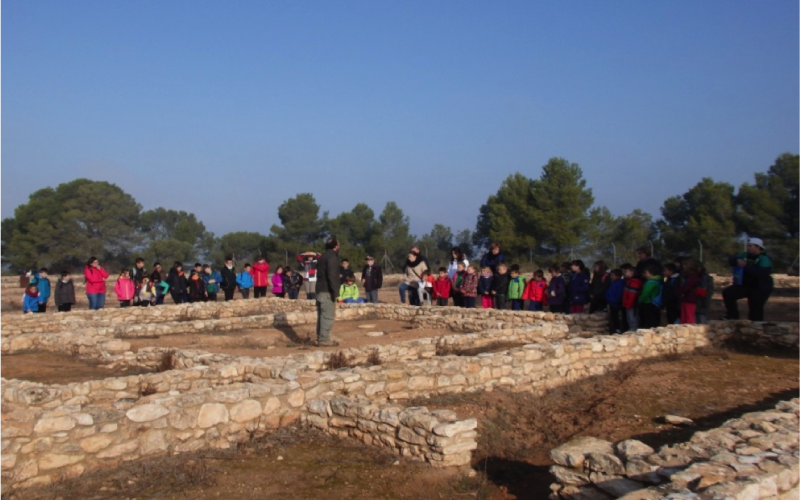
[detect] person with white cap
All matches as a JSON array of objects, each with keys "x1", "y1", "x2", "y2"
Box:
[{"x1": 722, "y1": 237, "x2": 774, "y2": 321}]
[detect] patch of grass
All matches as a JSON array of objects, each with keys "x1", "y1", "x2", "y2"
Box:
[
  {"x1": 435, "y1": 341, "x2": 527, "y2": 357},
  {"x1": 158, "y1": 349, "x2": 175, "y2": 372},
  {"x1": 325, "y1": 351, "x2": 354, "y2": 370},
  {"x1": 69, "y1": 345, "x2": 81, "y2": 358}
]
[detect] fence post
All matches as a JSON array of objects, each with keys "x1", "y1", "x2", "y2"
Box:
[
  {"x1": 283, "y1": 249, "x2": 288, "y2": 267},
  {"x1": 697, "y1": 240, "x2": 703, "y2": 263},
  {"x1": 648, "y1": 240, "x2": 654, "y2": 259},
  {"x1": 611, "y1": 243, "x2": 617, "y2": 267}
]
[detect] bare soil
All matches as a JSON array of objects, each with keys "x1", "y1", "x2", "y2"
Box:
[
  {"x1": 15, "y1": 346, "x2": 798, "y2": 500},
  {"x1": 123, "y1": 320, "x2": 448, "y2": 358},
  {"x1": 1, "y1": 351, "x2": 152, "y2": 384}
]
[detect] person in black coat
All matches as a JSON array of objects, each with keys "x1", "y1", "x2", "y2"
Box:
[
  {"x1": 220, "y1": 256, "x2": 238, "y2": 302},
  {"x1": 166, "y1": 262, "x2": 188, "y2": 304},
  {"x1": 361, "y1": 256, "x2": 383, "y2": 303}
]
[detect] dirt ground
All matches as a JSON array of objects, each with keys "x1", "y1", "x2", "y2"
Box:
[
  {"x1": 122, "y1": 319, "x2": 447, "y2": 358},
  {"x1": 0, "y1": 351, "x2": 153, "y2": 385},
  {"x1": 16, "y1": 346, "x2": 799, "y2": 500}
]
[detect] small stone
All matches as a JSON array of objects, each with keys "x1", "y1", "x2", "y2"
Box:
[
  {"x1": 126, "y1": 404, "x2": 170, "y2": 423},
  {"x1": 366, "y1": 331, "x2": 385, "y2": 337},
  {"x1": 615, "y1": 440, "x2": 655, "y2": 460},
  {"x1": 277, "y1": 455, "x2": 283, "y2": 460},
  {"x1": 663, "y1": 415, "x2": 695, "y2": 426},
  {"x1": 551, "y1": 437, "x2": 614, "y2": 468}
]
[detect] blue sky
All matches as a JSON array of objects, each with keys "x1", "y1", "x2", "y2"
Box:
[{"x1": 3, "y1": 1, "x2": 798, "y2": 240}]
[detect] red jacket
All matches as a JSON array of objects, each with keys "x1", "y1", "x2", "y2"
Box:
[
  {"x1": 84, "y1": 266, "x2": 110, "y2": 294},
  {"x1": 432, "y1": 277, "x2": 452, "y2": 299},
  {"x1": 522, "y1": 279, "x2": 548, "y2": 303},
  {"x1": 622, "y1": 277, "x2": 642, "y2": 309},
  {"x1": 677, "y1": 272, "x2": 701, "y2": 304},
  {"x1": 251, "y1": 261, "x2": 270, "y2": 287}
]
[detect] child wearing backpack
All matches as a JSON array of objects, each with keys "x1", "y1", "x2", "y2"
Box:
[
  {"x1": 638, "y1": 264, "x2": 663, "y2": 329},
  {"x1": 662, "y1": 263, "x2": 681, "y2": 325},
  {"x1": 522, "y1": 270, "x2": 548, "y2": 311},
  {"x1": 507, "y1": 265, "x2": 527, "y2": 310},
  {"x1": 286, "y1": 267, "x2": 304, "y2": 300},
  {"x1": 605, "y1": 269, "x2": 625, "y2": 333},
  {"x1": 621, "y1": 263, "x2": 642, "y2": 331}
]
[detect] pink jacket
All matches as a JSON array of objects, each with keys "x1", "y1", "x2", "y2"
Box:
[
  {"x1": 252, "y1": 261, "x2": 270, "y2": 287},
  {"x1": 271, "y1": 273, "x2": 284, "y2": 294},
  {"x1": 113, "y1": 278, "x2": 135, "y2": 301},
  {"x1": 84, "y1": 266, "x2": 110, "y2": 294}
]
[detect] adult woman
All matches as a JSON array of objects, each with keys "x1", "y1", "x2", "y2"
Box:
[
  {"x1": 447, "y1": 247, "x2": 469, "y2": 280},
  {"x1": 84, "y1": 256, "x2": 109, "y2": 310},
  {"x1": 480, "y1": 243, "x2": 505, "y2": 276},
  {"x1": 401, "y1": 252, "x2": 428, "y2": 306}
]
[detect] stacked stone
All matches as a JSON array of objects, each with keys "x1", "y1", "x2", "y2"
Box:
[
  {"x1": 304, "y1": 396, "x2": 477, "y2": 467},
  {"x1": 549, "y1": 399, "x2": 799, "y2": 500}
]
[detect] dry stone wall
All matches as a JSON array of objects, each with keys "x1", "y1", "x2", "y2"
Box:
[{"x1": 548, "y1": 399, "x2": 799, "y2": 500}]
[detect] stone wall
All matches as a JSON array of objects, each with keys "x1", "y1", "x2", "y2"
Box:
[
  {"x1": 548, "y1": 399, "x2": 799, "y2": 500},
  {"x1": 303, "y1": 397, "x2": 477, "y2": 467}
]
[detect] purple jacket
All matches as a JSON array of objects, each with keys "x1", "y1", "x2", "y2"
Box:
[
  {"x1": 567, "y1": 271, "x2": 590, "y2": 306},
  {"x1": 547, "y1": 275, "x2": 566, "y2": 305},
  {"x1": 271, "y1": 273, "x2": 284, "y2": 294}
]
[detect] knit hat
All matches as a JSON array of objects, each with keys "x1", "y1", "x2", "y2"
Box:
[{"x1": 748, "y1": 237, "x2": 765, "y2": 249}]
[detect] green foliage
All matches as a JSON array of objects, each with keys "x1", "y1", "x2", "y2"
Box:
[
  {"x1": 658, "y1": 178, "x2": 738, "y2": 271},
  {"x1": 474, "y1": 158, "x2": 593, "y2": 260},
  {"x1": 215, "y1": 232, "x2": 273, "y2": 265},
  {"x1": 454, "y1": 229, "x2": 474, "y2": 259},
  {"x1": 4, "y1": 179, "x2": 141, "y2": 270},
  {"x1": 324, "y1": 203, "x2": 378, "y2": 265},
  {"x1": 370, "y1": 202, "x2": 414, "y2": 272},
  {"x1": 270, "y1": 193, "x2": 325, "y2": 246},
  {"x1": 138, "y1": 207, "x2": 212, "y2": 265}
]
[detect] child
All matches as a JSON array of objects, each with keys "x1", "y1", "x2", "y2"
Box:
[
  {"x1": 137, "y1": 277, "x2": 156, "y2": 306},
  {"x1": 695, "y1": 264, "x2": 714, "y2": 324},
  {"x1": 507, "y1": 265, "x2": 527, "y2": 310},
  {"x1": 287, "y1": 267, "x2": 304, "y2": 300},
  {"x1": 203, "y1": 265, "x2": 222, "y2": 302},
  {"x1": 567, "y1": 260, "x2": 590, "y2": 314},
  {"x1": 23, "y1": 284, "x2": 39, "y2": 314},
  {"x1": 662, "y1": 263, "x2": 681, "y2": 325},
  {"x1": 338, "y1": 275, "x2": 366, "y2": 303},
  {"x1": 272, "y1": 266, "x2": 286, "y2": 298},
  {"x1": 361, "y1": 256, "x2": 383, "y2": 304},
  {"x1": 492, "y1": 263, "x2": 510, "y2": 310},
  {"x1": 54, "y1": 270, "x2": 76, "y2": 312},
  {"x1": 621, "y1": 264, "x2": 642, "y2": 331},
  {"x1": 339, "y1": 259, "x2": 355, "y2": 282},
  {"x1": 589, "y1": 261, "x2": 611, "y2": 313},
  {"x1": 252, "y1": 256, "x2": 270, "y2": 299},
  {"x1": 677, "y1": 257, "x2": 701, "y2": 325},
  {"x1": 30, "y1": 268, "x2": 52, "y2": 313},
  {"x1": 418, "y1": 270, "x2": 434, "y2": 306},
  {"x1": 547, "y1": 265, "x2": 566, "y2": 313},
  {"x1": 560, "y1": 262, "x2": 573, "y2": 313},
  {"x1": 477, "y1": 266, "x2": 494, "y2": 309},
  {"x1": 461, "y1": 265, "x2": 478, "y2": 308},
  {"x1": 605, "y1": 269, "x2": 625, "y2": 333},
  {"x1": 114, "y1": 269, "x2": 136, "y2": 307},
  {"x1": 154, "y1": 279, "x2": 169, "y2": 305},
  {"x1": 450, "y1": 262, "x2": 467, "y2": 307},
  {"x1": 187, "y1": 270, "x2": 206, "y2": 303},
  {"x1": 432, "y1": 267, "x2": 452, "y2": 306},
  {"x1": 638, "y1": 264, "x2": 663, "y2": 329},
  {"x1": 523, "y1": 270, "x2": 548, "y2": 311},
  {"x1": 237, "y1": 263, "x2": 254, "y2": 299}
]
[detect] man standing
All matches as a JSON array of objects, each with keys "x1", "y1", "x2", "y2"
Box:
[
  {"x1": 315, "y1": 237, "x2": 340, "y2": 346},
  {"x1": 723, "y1": 237, "x2": 773, "y2": 321}
]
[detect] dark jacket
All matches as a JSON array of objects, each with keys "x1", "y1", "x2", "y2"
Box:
[
  {"x1": 362, "y1": 264, "x2": 383, "y2": 291},
  {"x1": 677, "y1": 272, "x2": 701, "y2": 305},
  {"x1": 315, "y1": 249, "x2": 341, "y2": 298},
  {"x1": 480, "y1": 252, "x2": 505, "y2": 275},
  {"x1": 478, "y1": 274, "x2": 494, "y2": 295},
  {"x1": 605, "y1": 279, "x2": 624, "y2": 308},
  {"x1": 491, "y1": 273, "x2": 510, "y2": 295},
  {"x1": 729, "y1": 252, "x2": 773, "y2": 291},
  {"x1": 547, "y1": 275, "x2": 566, "y2": 305},
  {"x1": 339, "y1": 267, "x2": 355, "y2": 283},
  {"x1": 54, "y1": 279, "x2": 76, "y2": 306},
  {"x1": 166, "y1": 269, "x2": 187, "y2": 294},
  {"x1": 220, "y1": 266, "x2": 238, "y2": 291},
  {"x1": 567, "y1": 271, "x2": 590, "y2": 306},
  {"x1": 131, "y1": 265, "x2": 146, "y2": 286},
  {"x1": 635, "y1": 258, "x2": 662, "y2": 279},
  {"x1": 590, "y1": 272, "x2": 611, "y2": 299}
]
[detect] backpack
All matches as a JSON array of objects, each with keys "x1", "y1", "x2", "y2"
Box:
[{"x1": 651, "y1": 282, "x2": 664, "y2": 308}]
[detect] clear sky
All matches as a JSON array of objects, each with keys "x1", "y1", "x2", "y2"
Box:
[{"x1": 2, "y1": 1, "x2": 798, "y2": 240}]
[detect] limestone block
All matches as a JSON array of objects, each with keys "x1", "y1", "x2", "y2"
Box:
[
  {"x1": 589, "y1": 472, "x2": 644, "y2": 497},
  {"x1": 551, "y1": 437, "x2": 614, "y2": 468},
  {"x1": 33, "y1": 416, "x2": 76, "y2": 434},
  {"x1": 550, "y1": 465, "x2": 591, "y2": 486},
  {"x1": 126, "y1": 404, "x2": 170, "y2": 423},
  {"x1": 197, "y1": 404, "x2": 229, "y2": 428},
  {"x1": 230, "y1": 400, "x2": 262, "y2": 423},
  {"x1": 432, "y1": 419, "x2": 477, "y2": 438},
  {"x1": 615, "y1": 440, "x2": 655, "y2": 461},
  {"x1": 80, "y1": 434, "x2": 114, "y2": 453},
  {"x1": 262, "y1": 397, "x2": 281, "y2": 415},
  {"x1": 139, "y1": 430, "x2": 169, "y2": 455}
]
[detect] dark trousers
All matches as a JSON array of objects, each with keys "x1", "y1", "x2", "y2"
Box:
[
  {"x1": 549, "y1": 304, "x2": 564, "y2": 314},
  {"x1": 665, "y1": 302, "x2": 680, "y2": 325},
  {"x1": 589, "y1": 295, "x2": 607, "y2": 313},
  {"x1": 155, "y1": 296, "x2": 165, "y2": 305},
  {"x1": 170, "y1": 292, "x2": 184, "y2": 305},
  {"x1": 463, "y1": 296, "x2": 476, "y2": 308},
  {"x1": 529, "y1": 301, "x2": 543, "y2": 311},
  {"x1": 494, "y1": 294, "x2": 506, "y2": 310},
  {"x1": 207, "y1": 293, "x2": 217, "y2": 302},
  {"x1": 511, "y1": 299, "x2": 524, "y2": 310},
  {"x1": 409, "y1": 289, "x2": 421, "y2": 306},
  {"x1": 254, "y1": 286, "x2": 267, "y2": 298},
  {"x1": 723, "y1": 285, "x2": 771, "y2": 322},
  {"x1": 35, "y1": 303, "x2": 47, "y2": 313},
  {"x1": 224, "y1": 288, "x2": 235, "y2": 301},
  {"x1": 240, "y1": 289, "x2": 250, "y2": 299},
  {"x1": 437, "y1": 298, "x2": 449, "y2": 306},
  {"x1": 57, "y1": 304, "x2": 72, "y2": 312},
  {"x1": 275, "y1": 292, "x2": 286, "y2": 298},
  {"x1": 639, "y1": 303, "x2": 661, "y2": 329},
  {"x1": 288, "y1": 289, "x2": 299, "y2": 300},
  {"x1": 451, "y1": 292, "x2": 463, "y2": 307},
  {"x1": 608, "y1": 305, "x2": 624, "y2": 333},
  {"x1": 119, "y1": 300, "x2": 131, "y2": 308}
]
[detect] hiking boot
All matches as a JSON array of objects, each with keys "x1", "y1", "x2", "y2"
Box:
[{"x1": 317, "y1": 340, "x2": 340, "y2": 347}]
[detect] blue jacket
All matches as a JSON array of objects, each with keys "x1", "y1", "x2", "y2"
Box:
[
  {"x1": 567, "y1": 271, "x2": 590, "y2": 306},
  {"x1": 605, "y1": 280, "x2": 624, "y2": 308},
  {"x1": 204, "y1": 270, "x2": 222, "y2": 294},
  {"x1": 23, "y1": 293, "x2": 39, "y2": 313},
  {"x1": 236, "y1": 271, "x2": 254, "y2": 289},
  {"x1": 32, "y1": 272, "x2": 51, "y2": 304},
  {"x1": 480, "y1": 252, "x2": 505, "y2": 275},
  {"x1": 477, "y1": 275, "x2": 494, "y2": 295}
]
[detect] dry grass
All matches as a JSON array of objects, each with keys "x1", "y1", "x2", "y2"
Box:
[
  {"x1": 366, "y1": 348, "x2": 382, "y2": 366},
  {"x1": 324, "y1": 351, "x2": 354, "y2": 370},
  {"x1": 435, "y1": 341, "x2": 527, "y2": 357},
  {"x1": 158, "y1": 349, "x2": 175, "y2": 372}
]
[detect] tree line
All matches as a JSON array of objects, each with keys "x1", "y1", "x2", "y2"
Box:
[{"x1": 2, "y1": 152, "x2": 797, "y2": 274}]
